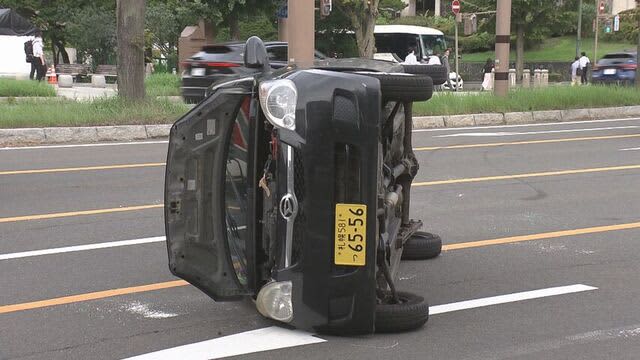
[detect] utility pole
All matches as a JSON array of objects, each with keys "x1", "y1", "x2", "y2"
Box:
[
  {"x1": 494, "y1": 0, "x2": 512, "y2": 97},
  {"x1": 576, "y1": 0, "x2": 583, "y2": 58},
  {"x1": 636, "y1": 2, "x2": 640, "y2": 88},
  {"x1": 287, "y1": 0, "x2": 315, "y2": 68}
]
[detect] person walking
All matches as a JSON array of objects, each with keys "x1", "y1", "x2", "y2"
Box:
[
  {"x1": 442, "y1": 48, "x2": 455, "y2": 91},
  {"x1": 481, "y1": 58, "x2": 494, "y2": 91},
  {"x1": 32, "y1": 30, "x2": 46, "y2": 82},
  {"x1": 579, "y1": 51, "x2": 591, "y2": 85},
  {"x1": 571, "y1": 56, "x2": 580, "y2": 86}
]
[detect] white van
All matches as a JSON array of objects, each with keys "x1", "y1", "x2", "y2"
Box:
[{"x1": 374, "y1": 25, "x2": 447, "y2": 62}]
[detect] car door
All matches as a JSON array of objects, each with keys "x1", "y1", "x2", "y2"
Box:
[{"x1": 165, "y1": 77, "x2": 258, "y2": 301}]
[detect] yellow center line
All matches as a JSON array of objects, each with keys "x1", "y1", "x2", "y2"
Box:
[
  {"x1": 0, "y1": 280, "x2": 188, "y2": 315},
  {"x1": 413, "y1": 133, "x2": 640, "y2": 151},
  {"x1": 0, "y1": 163, "x2": 166, "y2": 176},
  {"x1": 2, "y1": 220, "x2": 640, "y2": 315},
  {"x1": 414, "y1": 164, "x2": 640, "y2": 187},
  {"x1": 443, "y1": 221, "x2": 640, "y2": 251},
  {"x1": 0, "y1": 204, "x2": 163, "y2": 224}
]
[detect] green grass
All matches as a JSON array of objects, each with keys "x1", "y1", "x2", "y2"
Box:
[
  {"x1": 145, "y1": 73, "x2": 181, "y2": 97},
  {"x1": 0, "y1": 78, "x2": 56, "y2": 97},
  {"x1": 414, "y1": 85, "x2": 640, "y2": 116},
  {"x1": 463, "y1": 36, "x2": 637, "y2": 62},
  {"x1": 0, "y1": 97, "x2": 190, "y2": 128}
]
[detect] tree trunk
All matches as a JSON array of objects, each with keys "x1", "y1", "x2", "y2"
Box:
[
  {"x1": 117, "y1": 0, "x2": 146, "y2": 101},
  {"x1": 351, "y1": 1, "x2": 379, "y2": 58},
  {"x1": 229, "y1": 11, "x2": 240, "y2": 41},
  {"x1": 516, "y1": 23, "x2": 524, "y2": 84}
]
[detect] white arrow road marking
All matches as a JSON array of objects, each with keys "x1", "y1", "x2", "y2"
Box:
[
  {"x1": 122, "y1": 284, "x2": 597, "y2": 360},
  {"x1": 620, "y1": 147, "x2": 640, "y2": 151},
  {"x1": 435, "y1": 126, "x2": 640, "y2": 138}
]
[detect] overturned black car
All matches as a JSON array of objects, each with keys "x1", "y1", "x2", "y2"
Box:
[{"x1": 165, "y1": 37, "x2": 444, "y2": 335}]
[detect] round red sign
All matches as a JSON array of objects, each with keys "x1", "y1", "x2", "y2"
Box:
[{"x1": 452, "y1": 0, "x2": 461, "y2": 14}]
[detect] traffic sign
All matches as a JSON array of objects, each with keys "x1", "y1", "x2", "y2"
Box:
[{"x1": 452, "y1": 0, "x2": 461, "y2": 15}]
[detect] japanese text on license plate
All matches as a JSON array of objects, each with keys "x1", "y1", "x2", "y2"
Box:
[{"x1": 334, "y1": 204, "x2": 367, "y2": 266}]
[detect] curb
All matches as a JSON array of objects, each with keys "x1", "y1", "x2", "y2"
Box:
[
  {"x1": 0, "y1": 124, "x2": 172, "y2": 147},
  {"x1": 412, "y1": 106, "x2": 640, "y2": 130},
  {"x1": 2, "y1": 106, "x2": 640, "y2": 146}
]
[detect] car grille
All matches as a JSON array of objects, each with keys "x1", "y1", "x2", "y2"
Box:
[{"x1": 291, "y1": 149, "x2": 305, "y2": 265}]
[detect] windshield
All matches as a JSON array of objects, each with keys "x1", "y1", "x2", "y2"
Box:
[
  {"x1": 224, "y1": 97, "x2": 251, "y2": 286},
  {"x1": 375, "y1": 33, "x2": 422, "y2": 60},
  {"x1": 421, "y1": 35, "x2": 447, "y2": 56}
]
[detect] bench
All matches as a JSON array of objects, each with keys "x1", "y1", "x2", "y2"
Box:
[
  {"x1": 94, "y1": 65, "x2": 118, "y2": 79},
  {"x1": 55, "y1": 64, "x2": 91, "y2": 82}
]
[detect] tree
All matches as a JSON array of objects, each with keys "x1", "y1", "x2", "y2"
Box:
[
  {"x1": 117, "y1": 0, "x2": 146, "y2": 101},
  {"x1": 335, "y1": 0, "x2": 382, "y2": 58},
  {"x1": 65, "y1": 5, "x2": 117, "y2": 66}
]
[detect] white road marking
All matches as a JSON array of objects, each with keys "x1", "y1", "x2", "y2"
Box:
[
  {"x1": 123, "y1": 284, "x2": 597, "y2": 360},
  {"x1": 0, "y1": 237, "x2": 166, "y2": 261},
  {"x1": 429, "y1": 284, "x2": 597, "y2": 315},
  {"x1": 123, "y1": 326, "x2": 326, "y2": 360},
  {"x1": 620, "y1": 147, "x2": 640, "y2": 151},
  {"x1": 413, "y1": 117, "x2": 640, "y2": 132},
  {"x1": 0, "y1": 140, "x2": 168, "y2": 151},
  {"x1": 435, "y1": 126, "x2": 640, "y2": 138}
]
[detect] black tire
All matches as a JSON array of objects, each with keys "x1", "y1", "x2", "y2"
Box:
[
  {"x1": 375, "y1": 291, "x2": 429, "y2": 333},
  {"x1": 358, "y1": 72, "x2": 433, "y2": 102},
  {"x1": 401, "y1": 231, "x2": 442, "y2": 260},
  {"x1": 402, "y1": 64, "x2": 448, "y2": 85}
]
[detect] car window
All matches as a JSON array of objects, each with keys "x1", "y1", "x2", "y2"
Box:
[
  {"x1": 267, "y1": 46, "x2": 288, "y2": 62},
  {"x1": 375, "y1": 33, "x2": 421, "y2": 60}
]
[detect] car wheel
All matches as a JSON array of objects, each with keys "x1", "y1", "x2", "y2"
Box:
[
  {"x1": 375, "y1": 290, "x2": 429, "y2": 333},
  {"x1": 402, "y1": 64, "x2": 448, "y2": 85},
  {"x1": 401, "y1": 231, "x2": 442, "y2": 260},
  {"x1": 358, "y1": 72, "x2": 434, "y2": 103}
]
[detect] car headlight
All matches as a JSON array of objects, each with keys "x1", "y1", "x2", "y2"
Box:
[
  {"x1": 259, "y1": 79, "x2": 297, "y2": 131},
  {"x1": 256, "y1": 281, "x2": 293, "y2": 323}
]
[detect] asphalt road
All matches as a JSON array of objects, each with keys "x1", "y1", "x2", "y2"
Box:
[{"x1": 2, "y1": 117, "x2": 640, "y2": 360}]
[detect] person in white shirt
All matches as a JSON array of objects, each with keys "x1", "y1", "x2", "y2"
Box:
[
  {"x1": 570, "y1": 56, "x2": 580, "y2": 86},
  {"x1": 579, "y1": 52, "x2": 590, "y2": 84},
  {"x1": 426, "y1": 52, "x2": 442, "y2": 65},
  {"x1": 32, "y1": 30, "x2": 46, "y2": 82},
  {"x1": 403, "y1": 47, "x2": 419, "y2": 65}
]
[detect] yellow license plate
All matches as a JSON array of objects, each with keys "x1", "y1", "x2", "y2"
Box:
[{"x1": 334, "y1": 203, "x2": 367, "y2": 266}]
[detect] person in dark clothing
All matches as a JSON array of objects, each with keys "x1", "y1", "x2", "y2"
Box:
[{"x1": 29, "y1": 61, "x2": 37, "y2": 80}]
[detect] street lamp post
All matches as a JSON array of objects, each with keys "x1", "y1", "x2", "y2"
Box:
[
  {"x1": 576, "y1": 0, "x2": 583, "y2": 58},
  {"x1": 494, "y1": 0, "x2": 512, "y2": 97},
  {"x1": 287, "y1": 0, "x2": 315, "y2": 69}
]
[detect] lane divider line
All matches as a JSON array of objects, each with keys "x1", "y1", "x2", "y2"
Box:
[
  {"x1": 122, "y1": 284, "x2": 597, "y2": 360},
  {"x1": 443, "y1": 221, "x2": 640, "y2": 251},
  {"x1": 0, "y1": 163, "x2": 166, "y2": 176},
  {"x1": 428, "y1": 284, "x2": 597, "y2": 315},
  {"x1": 0, "y1": 280, "x2": 188, "y2": 315},
  {"x1": 433, "y1": 125, "x2": 640, "y2": 138},
  {"x1": 0, "y1": 237, "x2": 166, "y2": 261},
  {"x1": 0, "y1": 204, "x2": 163, "y2": 224},
  {"x1": 414, "y1": 133, "x2": 640, "y2": 151},
  {"x1": 0, "y1": 141, "x2": 169, "y2": 151},
  {"x1": 0, "y1": 219, "x2": 628, "y2": 315},
  {"x1": 414, "y1": 164, "x2": 640, "y2": 187},
  {"x1": 412, "y1": 116, "x2": 640, "y2": 133}
]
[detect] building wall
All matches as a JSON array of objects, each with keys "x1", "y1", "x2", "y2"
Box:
[{"x1": 611, "y1": 0, "x2": 636, "y2": 14}]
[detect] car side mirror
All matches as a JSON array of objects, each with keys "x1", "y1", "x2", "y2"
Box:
[{"x1": 244, "y1": 36, "x2": 270, "y2": 72}]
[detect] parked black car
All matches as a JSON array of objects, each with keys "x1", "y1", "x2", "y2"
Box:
[
  {"x1": 592, "y1": 52, "x2": 637, "y2": 85},
  {"x1": 165, "y1": 37, "x2": 442, "y2": 335},
  {"x1": 181, "y1": 41, "x2": 325, "y2": 103}
]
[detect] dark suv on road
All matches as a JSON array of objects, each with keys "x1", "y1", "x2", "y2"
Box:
[
  {"x1": 181, "y1": 41, "x2": 325, "y2": 103},
  {"x1": 592, "y1": 52, "x2": 637, "y2": 86}
]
